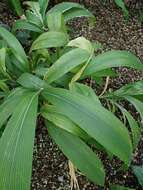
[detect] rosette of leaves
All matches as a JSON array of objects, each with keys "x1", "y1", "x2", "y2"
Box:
[{"x1": 0, "y1": 20, "x2": 143, "y2": 189}]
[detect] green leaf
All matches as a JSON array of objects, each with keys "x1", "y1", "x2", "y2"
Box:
[
  {"x1": 31, "y1": 31, "x2": 69, "y2": 51},
  {"x1": 46, "y1": 11, "x2": 66, "y2": 32},
  {"x1": 0, "y1": 48, "x2": 6, "y2": 73},
  {"x1": 0, "y1": 27, "x2": 29, "y2": 72},
  {"x1": 42, "y1": 105, "x2": 91, "y2": 142},
  {"x1": 91, "y1": 69, "x2": 117, "y2": 78},
  {"x1": 110, "y1": 184, "x2": 135, "y2": 190},
  {"x1": 34, "y1": 67, "x2": 48, "y2": 77},
  {"x1": 126, "y1": 96, "x2": 143, "y2": 119},
  {"x1": 110, "y1": 81, "x2": 143, "y2": 98},
  {"x1": 0, "y1": 88, "x2": 29, "y2": 130},
  {"x1": 117, "y1": 105, "x2": 141, "y2": 150},
  {"x1": 48, "y1": 2, "x2": 94, "y2": 22},
  {"x1": 0, "y1": 80, "x2": 9, "y2": 92},
  {"x1": 42, "y1": 86, "x2": 132, "y2": 164},
  {"x1": 47, "y1": 122, "x2": 105, "y2": 185},
  {"x1": 69, "y1": 82, "x2": 101, "y2": 106},
  {"x1": 132, "y1": 165, "x2": 143, "y2": 187},
  {"x1": 83, "y1": 51, "x2": 143, "y2": 77},
  {"x1": 63, "y1": 7, "x2": 94, "y2": 22},
  {"x1": 24, "y1": 1, "x2": 43, "y2": 23},
  {"x1": 39, "y1": 0, "x2": 49, "y2": 18},
  {"x1": 10, "y1": 0, "x2": 23, "y2": 16},
  {"x1": 0, "y1": 40, "x2": 7, "y2": 48},
  {"x1": 48, "y1": 2, "x2": 82, "y2": 13},
  {"x1": 17, "y1": 73, "x2": 47, "y2": 90},
  {"x1": 0, "y1": 91, "x2": 38, "y2": 190},
  {"x1": 44, "y1": 48, "x2": 90, "y2": 83},
  {"x1": 25, "y1": 10, "x2": 43, "y2": 28},
  {"x1": 68, "y1": 37, "x2": 93, "y2": 54},
  {"x1": 124, "y1": 110, "x2": 141, "y2": 150},
  {"x1": 12, "y1": 19, "x2": 43, "y2": 33}
]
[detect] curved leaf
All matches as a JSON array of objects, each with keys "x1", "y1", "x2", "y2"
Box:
[
  {"x1": 47, "y1": 2, "x2": 94, "y2": 21},
  {"x1": 0, "y1": 91, "x2": 38, "y2": 190},
  {"x1": 25, "y1": 10, "x2": 43, "y2": 27},
  {"x1": 132, "y1": 165, "x2": 143, "y2": 187},
  {"x1": 0, "y1": 27, "x2": 29, "y2": 72},
  {"x1": 42, "y1": 86, "x2": 132, "y2": 164},
  {"x1": 42, "y1": 105, "x2": 91, "y2": 142},
  {"x1": 116, "y1": 104, "x2": 141, "y2": 150},
  {"x1": 68, "y1": 37, "x2": 93, "y2": 54},
  {"x1": 0, "y1": 88, "x2": 29, "y2": 130},
  {"x1": 63, "y1": 7, "x2": 94, "y2": 22},
  {"x1": 31, "y1": 31, "x2": 69, "y2": 51},
  {"x1": 126, "y1": 96, "x2": 143, "y2": 119},
  {"x1": 69, "y1": 82, "x2": 101, "y2": 105},
  {"x1": 47, "y1": 122, "x2": 105, "y2": 185},
  {"x1": 17, "y1": 73, "x2": 47, "y2": 90},
  {"x1": 44, "y1": 48, "x2": 90, "y2": 83},
  {"x1": 39, "y1": 0, "x2": 49, "y2": 18},
  {"x1": 46, "y1": 11, "x2": 66, "y2": 32},
  {"x1": 111, "y1": 80, "x2": 143, "y2": 98},
  {"x1": 13, "y1": 19, "x2": 43, "y2": 33},
  {"x1": 10, "y1": 0, "x2": 23, "y2": 16},
  {"x1": 83, "y1": 51, "x2": 143, "y2": 77}
]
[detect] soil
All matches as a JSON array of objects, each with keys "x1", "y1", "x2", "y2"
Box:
[{"x1": 0, "y1": 0, "x2": 143, "y2": 190}]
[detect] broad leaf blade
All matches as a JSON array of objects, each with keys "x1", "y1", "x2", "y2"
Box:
[
  {"x1": 0, "y1": 91, "x2": 38, "y2": 190},
  {"x1": 31, "y1": 31, "x2": 69, "y2": 51},
  {"x1": 48, "y1": 2, "x2": 94, "y2": 21},
  {"x1": 46, "y1": 11, "x2": 66, "y2": 32},
  {"x1": 0, "y1": 88, "x2": 29, "y2": 129},
  {"x1": 39, "y1": 0, "x2": 49, "y2": 18},
  {"x1": 42, "y1": 105, "x2": 91, "y2": 142},
  {"x1": 64, "y1": 7, "x2": 94, "y2": 22},
  {"x1": 83, "y1": 51, "x2": 143, "y2": 77},
  {"x1": 68, "y1": 37, "x2": 93, "y2": 54},
  {"x1": 48, "y1": 2, "x2": 82, "y2": 13},
  {"x1": 26, "y1": 10, "x2": 43, "y2": 28},
  {"x1": 44, "y1": 48, "x2": 90, "y2": 83},
  {"x1": 42, "y1": 86, "x2": 132, "y2": 164},
  {"x1": 69, "y1": 82, "x2": 101, "y2": 105},
  {"x1": 13, "y1": 19, "x2": 43, "y2": 33},
  {"x1": 10, "y1": 0, "x2": 23, "y2": 16},
  {"x1": 0, "y1": 27, "x2": 29, "y2": 72},
  {"x1": 47, "y1": 122, "x2": 105, "y2": 185},
  {"x1": 132, "y1": 165, "x2": 143, "y2": 187},
  {"x1": 17, "y1": 73, "x2": 47, "y2": 90}
]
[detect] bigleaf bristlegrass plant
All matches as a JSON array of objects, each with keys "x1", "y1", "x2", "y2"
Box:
[
  {"x1": 12, "y1": 0, "x2": 95, "y2": 35},
  {"x1": 0, "y1": 9, "x2": 143, "y2": 189}
]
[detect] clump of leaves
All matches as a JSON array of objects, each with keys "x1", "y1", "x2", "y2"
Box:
[
  {"x1": 12, "y1": 0, "x2": 94, "y2": 34},
  {"x1": 0, "y1": 9, "x2": 143, "y2": 190}
]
